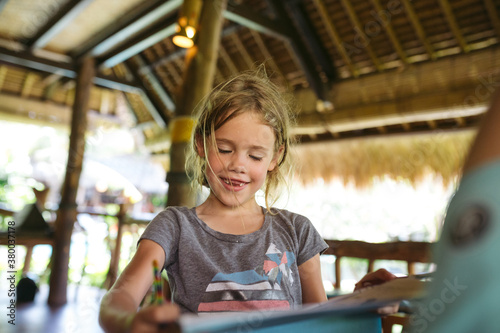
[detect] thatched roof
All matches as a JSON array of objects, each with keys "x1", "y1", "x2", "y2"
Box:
[
  {"x1": 0, "y1": 0, "x2": 498, "y2": 185},
  {"x1": 293, "y1": 130, "x2": 475, "y2": 187}
]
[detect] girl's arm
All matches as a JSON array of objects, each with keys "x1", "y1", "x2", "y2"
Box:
[
  {"x1": 298, "y1": 254, "x2": 328, "y2": 304},
  {"x1": 99, "y1": 239, "x2": 180, "y2": 333}
]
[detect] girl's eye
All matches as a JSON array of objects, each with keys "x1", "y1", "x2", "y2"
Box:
[
  {"x1": 250, "y1": 155, "x2": 263, "y2": 161},
  {"x1": 218, "y1": 148, "x2": 231, "y2": 154}
]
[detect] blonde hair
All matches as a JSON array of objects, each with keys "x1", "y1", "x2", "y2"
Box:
[{"x1": 185, "y1": 69, "x2": 296, "y2": 211}]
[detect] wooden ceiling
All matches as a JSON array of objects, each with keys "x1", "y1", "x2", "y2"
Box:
[{"x1": 0, "y1": 0, "x2": 499, "y2": 155}]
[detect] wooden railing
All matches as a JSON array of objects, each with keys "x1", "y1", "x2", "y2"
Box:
[
  {"x1": 322, "y1": 239, "x2": 434, "y2": 290},
  {"x1": 322, "y1": 239, "x2": 435, "y2": 333}
]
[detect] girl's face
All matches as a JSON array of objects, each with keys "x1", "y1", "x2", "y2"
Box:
[{"x1": 198, "y1": 111, "x2": 280, "y2": 210}]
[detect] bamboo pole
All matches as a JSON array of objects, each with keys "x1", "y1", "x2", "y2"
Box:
[
  {"x1": 166, "y1": 0, "x2": 228, "y2": 207},
  {"x1": 48, "y1": 57, "x2": 95, "y2": 306},
  {"x1": 103, "y1": 201, "x2": 128, "y2": 290}
]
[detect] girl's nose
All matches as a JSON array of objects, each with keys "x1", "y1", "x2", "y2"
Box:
[{"x1": 228, "y1": 153, "x2": 246, "y2": 173}]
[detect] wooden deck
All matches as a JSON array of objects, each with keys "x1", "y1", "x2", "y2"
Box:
[{"x1": 0, "y1": 283, "x2": 106, "y2": 333}]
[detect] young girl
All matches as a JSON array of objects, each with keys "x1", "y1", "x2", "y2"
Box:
[{"x1": 99, "y1": 70, "x2": 330, "y2": 333}]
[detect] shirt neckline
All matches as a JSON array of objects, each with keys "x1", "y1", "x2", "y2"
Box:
[{"x1": 188, "y1": 206, "x2": 270, "y2": 243}]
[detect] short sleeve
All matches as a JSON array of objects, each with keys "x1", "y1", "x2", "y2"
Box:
[
  {"x1": 293, "y1": 214, "x2": 329, "y2": 266},
  {"x1": 139, "y1": 208, "x2": 181, "y2": 268}
]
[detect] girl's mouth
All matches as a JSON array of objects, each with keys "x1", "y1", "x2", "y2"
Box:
[{"x1": 221, "y1": 178, "x2": 248, "y2": 190}]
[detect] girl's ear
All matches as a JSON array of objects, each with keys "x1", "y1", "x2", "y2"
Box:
[
  {"x1": 268, "y1": 145, "x2": 284, "y2": 172},
  {"x1": 195, "y1": 134, "x2": 205, "y2": 158}
]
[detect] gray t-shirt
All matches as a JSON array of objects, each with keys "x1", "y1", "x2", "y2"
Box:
[{"x1": 139, "y1": 206, "x2": 328, "y2": 314}]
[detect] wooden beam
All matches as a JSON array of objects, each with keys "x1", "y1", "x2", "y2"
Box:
[
  {"x1": 340, "y1": 0, "x2": 383, "y2": 71},
  {"x1": 26, "y1": 0, "x2": 93, "y2": 50},
  {"x1": 483, "y1": 0, "x2": 500, "y2": 40},
  {"x1": 21, "y1": 73, "x2": 37, "y2": 97},
  {"x1": 98, "y1": 15, "x2": 178, "y2": 69},
  {"x1": 145, "y1": 24, "x2": 241, "y2": 71},
  {"x1": 48, "y1": 57, "x2": 95, "y2": 306},
  {"x1": 0, "y1": 0, "x2": 10, "y2": 13},
  {"x1": 312, "y1": 0, "x2": 358, "y2": 77},
  {"x1": 270, "y1": 0, "x2": 332, "y2": 100},
  {"x1": 0, "y1": 65, "x2": 7, "y2": 89},
  {"x1": 0, "y1": 47, "x2": 140, "y2": 93},
  {"x1": 133, "y1": 54, "x2": 176, "y2": 113},
  {"x1": 401, "y1": 0, "x2": 436, "y2": 59},
  {"x1": 224, "y1": 2, "x2": 288, "y2": 40},
  {"x1": 438, "y1": 0, "x2": 469, "y2": 52},
  {"x1": 124, "y1": 57, "x2": 171, "y2": 127},
  {"x1": 248, "y1": 29, "x2": 287, "y2": 84},
  {"x1": 285, "y1": 1, "x2": 337, "y2": 81},
  {"x1": 230, "y1": 33, "x2": 255, "y2": 69},
  {"x1": 323, "y1": 240, "x2": 433, "y2": 263},
  {"x1": 369, "y1": 0, "x2": 408, "y2": 64},
  {"x1": 295, "y1": 88, "x2": 487, "y2": 136},
  {"x1": 219, "y1": 45, "x2": 238, "y2": 75},
  {"x1": 72, "y1": 0, "x2": 182, "y2": 58},
  {"x1": 0, "y1": 93, "x2": 71, "y2": 127}
]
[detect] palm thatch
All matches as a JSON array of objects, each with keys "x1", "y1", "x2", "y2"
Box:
[{"x1": 293, "y1": 130, "x2": 475, "y2": 188}]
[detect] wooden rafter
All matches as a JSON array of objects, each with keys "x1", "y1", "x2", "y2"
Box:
[
  {"x1": 43, "y1": 80, "x2": 60, "y2": 101},
  {"x1": 224, "y1": 2, "x2": 288, "y2": 40},
  {"x1": 483, "y1": 0, "x2": 500, "y2": 39},
  {"x1": 0, "y1": 65, "x2": 7, "y2": 90},
  {"x1": 21, "y1": 72, "x2": 37, "y2": 97},
  {"x1": 438, "y1": 0, "x2": 469, "y2": 52},
  {"x1": 312, "y1": 0, "x2": 358, "y2": 77},
  {"x1": 0, "y1": 0, "x2": 9, "y2": 13},
  {"x1": 145, "y1": 24, "x2": 240, "y2": 72},
  {"x1": 72, "y1": 0, "x2": 182, "y2": 58},
  {"x1": 0, "y1": 46, "x2": 139, "y2": 92},
  {"x1": 151, "y1": 44, "x2": 183, "y2": 89},
  {"x1": 270, "y1": 0, "x2": 330, "y2": 100},
  {"x1": 26, "y1": 0, "x2": 93, "y2": 50},
  {"x1": 340, "y1": 0, "x2": 383, "y2": 71},
  {"x1": 285, "y1": 1, "x2": 337, "y2": 81},
  {"x1": 148, "y1": 48, "x2": 185, "y2": 70},
  {"x1": 230, "y1": 33, "x2": 255, "y2": 69},
  {"x1": 369, "y1": 0, "x2": 408, "y2": 64},
  {"x1": 401, "y1": 0, "x2": 436, "y2": 60},
  {"x1": 219, "y1": 45, "x2": 238, "y2": 75},
  {"x1": 129, "y1": 55, "x2": 175, "y2": 122},
  {"x1": 248, "y1": 29, "x2": 287, "y2": 84},
  {"x1": 98, "y1": 15, "x2": 178, "y2": 69}
]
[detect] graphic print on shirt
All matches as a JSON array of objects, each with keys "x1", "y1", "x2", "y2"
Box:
[{"x1": 197, "y1": 243, "x2": 296, "y2": 313}]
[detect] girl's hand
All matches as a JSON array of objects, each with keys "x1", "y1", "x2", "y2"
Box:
[
  {"x1": 129, "y1": 303, "x2": 181, "y2": 333},
  {"x1": 354, "y1": 268, "x2": 397, "y2": 291},
  {"x1": 354, "y1": 269, "x2": 400, "y2": 315}
]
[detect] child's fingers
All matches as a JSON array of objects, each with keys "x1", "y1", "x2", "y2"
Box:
[
  {"x1": 131, "y1": 303, "x2": 181, "y2": 333},
  {"x1": 375, "y1": 302, "x2": 400, "y2": 315},
  {"x1": 354, "y1": 269, "x2": 397, "y2": 291}
]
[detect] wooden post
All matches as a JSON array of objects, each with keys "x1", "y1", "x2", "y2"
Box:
[
  {"x1": 22, "y1": 245, "x2": 33, "y2": 275},
  {"x1": 48, "y1": 57, "x2": 95, "y2": 306},
  {"x1": 334, "y1": 257, "x2": 341, "y2": 290},
  {"x1": 103, "y1": 202, "x2": 128, "y2": 290},
  {"x1": 166, "y1": 0, "x2": 228, "y2": 207}
]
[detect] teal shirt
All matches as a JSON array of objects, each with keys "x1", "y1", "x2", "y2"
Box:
[{"x1": 411, "y1": 160, "x2": 500, "y2": 332}]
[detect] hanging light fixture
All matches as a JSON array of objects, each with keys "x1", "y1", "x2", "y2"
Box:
[{"x1": 173, "y1": 0, "x2": 203, "y2": 48}]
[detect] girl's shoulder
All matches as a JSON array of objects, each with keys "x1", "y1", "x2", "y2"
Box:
[
  {"x1": 152, "y1": 206, "x2": 196, "y2": 223},
  {"x1": 267, "y1": 207, "x2": 311, "y2": 225}
]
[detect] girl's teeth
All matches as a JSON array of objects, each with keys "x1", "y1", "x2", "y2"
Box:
[{"x1": 223, "y1": 179, "x2": 245, "y2": 186}]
